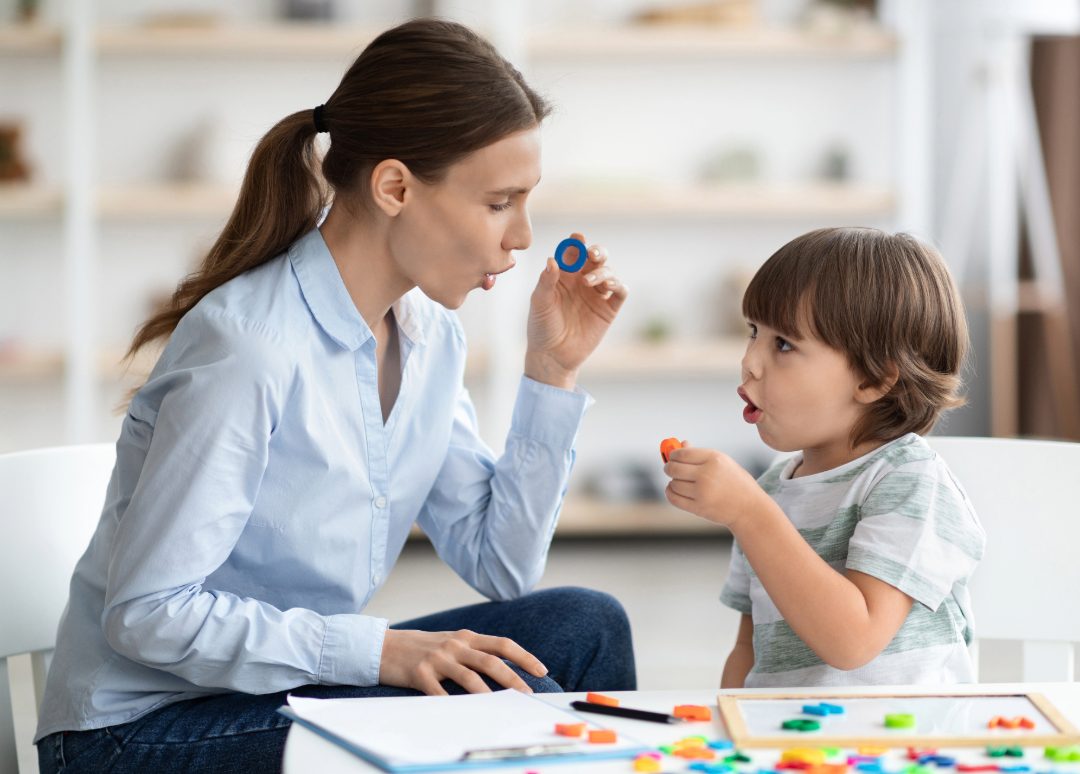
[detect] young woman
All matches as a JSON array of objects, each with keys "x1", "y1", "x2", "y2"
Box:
[{"x1": 36, "y1": 18, "x2": 633, "y2": 773}]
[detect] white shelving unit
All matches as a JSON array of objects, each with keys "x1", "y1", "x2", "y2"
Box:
[{"x1": 0, "y1": 1, "x2": 932, "y2": 535}]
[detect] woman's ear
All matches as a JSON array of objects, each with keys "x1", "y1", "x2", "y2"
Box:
[
  {"x1": 369, "y1": 159, "x2": 411, "y2": 217},
  {"x1": 855, "y1": 362, "x2": 900, "y2": 405}
]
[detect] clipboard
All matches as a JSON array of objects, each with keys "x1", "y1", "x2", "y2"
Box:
[{"x1": 278, "y1": 689, "x2": 650, "y2": 771}]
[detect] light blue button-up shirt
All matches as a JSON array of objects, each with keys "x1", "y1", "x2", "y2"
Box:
[{"x1": 36, "y1": 228, "x2": 591, "y2": 739}]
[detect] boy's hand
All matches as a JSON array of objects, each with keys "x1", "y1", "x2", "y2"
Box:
[{"x1": 663, "y1": 444, "x2": 768, "y2": 529}]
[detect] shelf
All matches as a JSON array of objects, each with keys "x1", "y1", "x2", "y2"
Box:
[
  {"x1": 555, "y1": 495, "x2": 722, "y2": 535},
  {"x1": 98, "y1": 183, "x2": 237, "y2": 219},
  {"x1": 0, "y1": 348, "x2": 156, "y2": 385},
  {"x1": 0, "y1": 184, "x2": 63, "y2": 218},
  {"x1": 464, "y1": 338, "x2": 745, "y2": 382},
  {"x1": 0, "y1": 183, "x2": 236, "y2": 220},
  {"x1": 2, "y1": 182, "x2": 893, "y2": 221},
  {"x1": 529, "y1": 24, "x2": 897, "y2": 59},
  {"x1": 584, "y1": 338, "x2": 745, "y2": 379},
  {"x1": 531, "y1": 182, "x2": 895, "y2": 219},
  {"x1": 0, "y1": 24, "x2": 61, "y2": 54},
  {"x1": 0, "y1": 23, "x2": 895, "y2": 60},
  {"x1": 408, "y1": 496, "x2": 723, "y2": 540},
  {"x1": 96, "y1": 22, "x2": 382, "y2": 57}
]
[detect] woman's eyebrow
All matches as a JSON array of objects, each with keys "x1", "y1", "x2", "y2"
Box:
[{"x1": 486, "y1": 176, "x2": 542, "y2": 196}]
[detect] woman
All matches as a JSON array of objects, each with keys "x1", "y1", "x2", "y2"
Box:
[{"x1": 36, "y1": 18, "x2": 633, "y2": 773}]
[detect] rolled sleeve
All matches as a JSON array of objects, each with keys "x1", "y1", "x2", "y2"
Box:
[
  {"x1": 510, "y1": 376, "x2": 593, "y2": 449},
  {"x1": 319, "y1": 614, "x2": 389, "y2": 687}
]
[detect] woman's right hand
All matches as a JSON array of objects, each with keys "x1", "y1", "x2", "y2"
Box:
[{"x1": 379, "y1": 628, "x2": 548, "y2": 695}]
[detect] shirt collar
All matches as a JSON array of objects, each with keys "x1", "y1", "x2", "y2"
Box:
[{"x1": 289, "y1": 228, "x2": 428, "y2": 351}]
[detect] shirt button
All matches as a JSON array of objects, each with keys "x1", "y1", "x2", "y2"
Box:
[{"x1": 374, "y1": 496, "x2": 387, "y2": 509}]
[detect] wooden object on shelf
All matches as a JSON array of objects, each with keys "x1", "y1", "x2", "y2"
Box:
[
  {"x1": 633, "y1": 0, "x2": 757, "y2": 28},
  {"x1": 0, "y1": 123, "x2": 31, "y2": 181}
]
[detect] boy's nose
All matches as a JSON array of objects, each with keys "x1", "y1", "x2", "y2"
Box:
[{"x1": 741, "y1": 340, "x2": 761, "y2": 381}]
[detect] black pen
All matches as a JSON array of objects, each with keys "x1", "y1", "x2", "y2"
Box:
[{"x1": 570, "y1": 700, "x2": 685, "y2": 725}]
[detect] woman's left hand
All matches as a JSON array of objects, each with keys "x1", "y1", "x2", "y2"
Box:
[{"x1": 524, "y1": 232, "x2": 628, "y2": 389}]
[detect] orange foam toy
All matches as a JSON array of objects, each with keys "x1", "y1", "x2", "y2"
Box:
[
  {"x1": 555, "y1": 722, "x2": 585, "y2": 737},
  {"x1": 585, "y1": 692, "x2": 620, "y2": 707},
  {"x1": 588, "y1": 729, "x2": 617, "y2": 744},
  {"x1": 673, "y1": 704, "x2": 713, "y2": 722},
  {"x1": 660, "y1": 437, "x2": 685, "y2": 463}
]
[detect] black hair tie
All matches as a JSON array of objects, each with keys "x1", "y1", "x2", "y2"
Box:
[{"x1": 313, "y1": 104, "x2": 329, "y2": 134}]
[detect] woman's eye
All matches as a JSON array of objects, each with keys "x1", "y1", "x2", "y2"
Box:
[
  {"x1": 747, "y1": 324, "x2": 758, "y2": 339},
  {"x1": 489, "y1": 202, "x2": 512, "y2": 213},
  {"x1": 776, "y1": 337, "x2": 792, "y2": 352}
]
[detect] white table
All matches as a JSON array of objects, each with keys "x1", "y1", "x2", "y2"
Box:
[{"x1": 283, "y1": 684, "x2": 1080, "y2": 773}]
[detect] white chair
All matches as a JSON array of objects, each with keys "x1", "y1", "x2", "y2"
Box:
[
  {"x1": 927, "y1": 435, "x2": 1080, "y2": 682},
  {"x1": 0, "y1": 444, "x2": 114, "y2": 774}
]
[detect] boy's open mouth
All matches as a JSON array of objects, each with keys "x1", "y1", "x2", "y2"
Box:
[{"x1": 738, "y1": 387, "x2": 763, "y2": 424}]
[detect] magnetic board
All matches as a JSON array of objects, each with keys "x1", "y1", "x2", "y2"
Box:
[{"x1": 717, "y1": 691, "x2": 1080, "y2": 748}]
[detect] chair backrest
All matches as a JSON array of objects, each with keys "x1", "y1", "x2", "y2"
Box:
[
  {"x1": 0, "y1": 444, "x2": 114, "y2": 774},
  {"x1": 926, "y1": 435, "x2": 1080, "y2": 681}
]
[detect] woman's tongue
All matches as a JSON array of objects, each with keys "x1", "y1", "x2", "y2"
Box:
[{"x1": 482, "y1": 273, "x2": 495, "y2": 291}]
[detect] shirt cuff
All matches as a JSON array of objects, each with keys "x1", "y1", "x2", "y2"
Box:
[
  {"x1": 511, "y1": 375, "x2": 593, "y2": 449},
  {"x1": 318, "y1": 613, "x2": 388, "y2": 687}
]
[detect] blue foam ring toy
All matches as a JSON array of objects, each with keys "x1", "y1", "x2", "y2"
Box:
[{"x1": 554, "y1": 237, "x2": 588, "y2": 273}]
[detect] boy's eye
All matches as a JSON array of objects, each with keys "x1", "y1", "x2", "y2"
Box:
[
  {"x1": 775, "y1": 337, "x2": 793, "y2": 352},
  {"x1": 489, "y1": 202, "x2": 512, "y2": 213}
]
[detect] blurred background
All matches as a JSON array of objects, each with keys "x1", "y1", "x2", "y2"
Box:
[{"x1": 1, "y1": 0, "x2": 1078, "y2": 690}]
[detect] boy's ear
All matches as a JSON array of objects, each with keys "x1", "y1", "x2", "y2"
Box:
[{"x1": 855, "y1": 362, "x2": 900, "y2": 405}]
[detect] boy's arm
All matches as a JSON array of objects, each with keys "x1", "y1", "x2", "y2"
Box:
[
  {"x1": 720, "y1": 614, "x2": 755, "y2": 688},
  {"x1": 665, "y1": 447, "x2": 915, "y2": 671},
  {"x1": 733, "y1": 497, "x2": 914, "y2": 671}
]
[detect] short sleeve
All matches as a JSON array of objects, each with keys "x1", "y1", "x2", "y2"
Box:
[
  {"x1": 720, "y1": 540, "x2": 753, "y2": 614},
  {"x1": 846, "y1": 460, "x2": 985, "y2": 612}
]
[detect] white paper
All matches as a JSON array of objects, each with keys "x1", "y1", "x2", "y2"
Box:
[{"x1": 286, "y1": 689, "x2": 644, "y2": 767}]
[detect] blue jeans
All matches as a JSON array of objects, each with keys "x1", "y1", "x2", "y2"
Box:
[{"x1": 37, "y1": 586, "x2": 635, "y2": 773}]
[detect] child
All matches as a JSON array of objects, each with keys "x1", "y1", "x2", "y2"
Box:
[{"x1": 663, "y1": 227, "x2": 985, "y2": 687}]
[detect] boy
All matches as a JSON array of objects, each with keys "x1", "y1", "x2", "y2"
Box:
[{"x1": 663, "y1": 227, "x2": 985, "y2": 687}]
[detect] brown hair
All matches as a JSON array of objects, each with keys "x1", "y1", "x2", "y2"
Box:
[
  {"x1": 126, "y1": 18, "x2": 551, "y2": 360},
  {"x1": 742, "y1": 227, "x2": 969, "y2": 447}
]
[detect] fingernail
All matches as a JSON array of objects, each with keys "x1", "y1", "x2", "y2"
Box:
[
  {"x1": 585, "y1": 273, "x2": 596, "y2": 282},
  {"x1": 590, "y1": 247, "x2": 599, "y2": 256},
  {"x1": 606, "y1": 279, "x2": 616, "y2": 286}
]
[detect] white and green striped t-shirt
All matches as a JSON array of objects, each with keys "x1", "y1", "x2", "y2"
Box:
[{"x1": 720, "y1": 433, "x2": 986, "y2": 687}]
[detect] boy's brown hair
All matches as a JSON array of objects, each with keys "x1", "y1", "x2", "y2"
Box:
[{"x1": 742, "y1": 227, "x2": 968, "y2": 447}]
